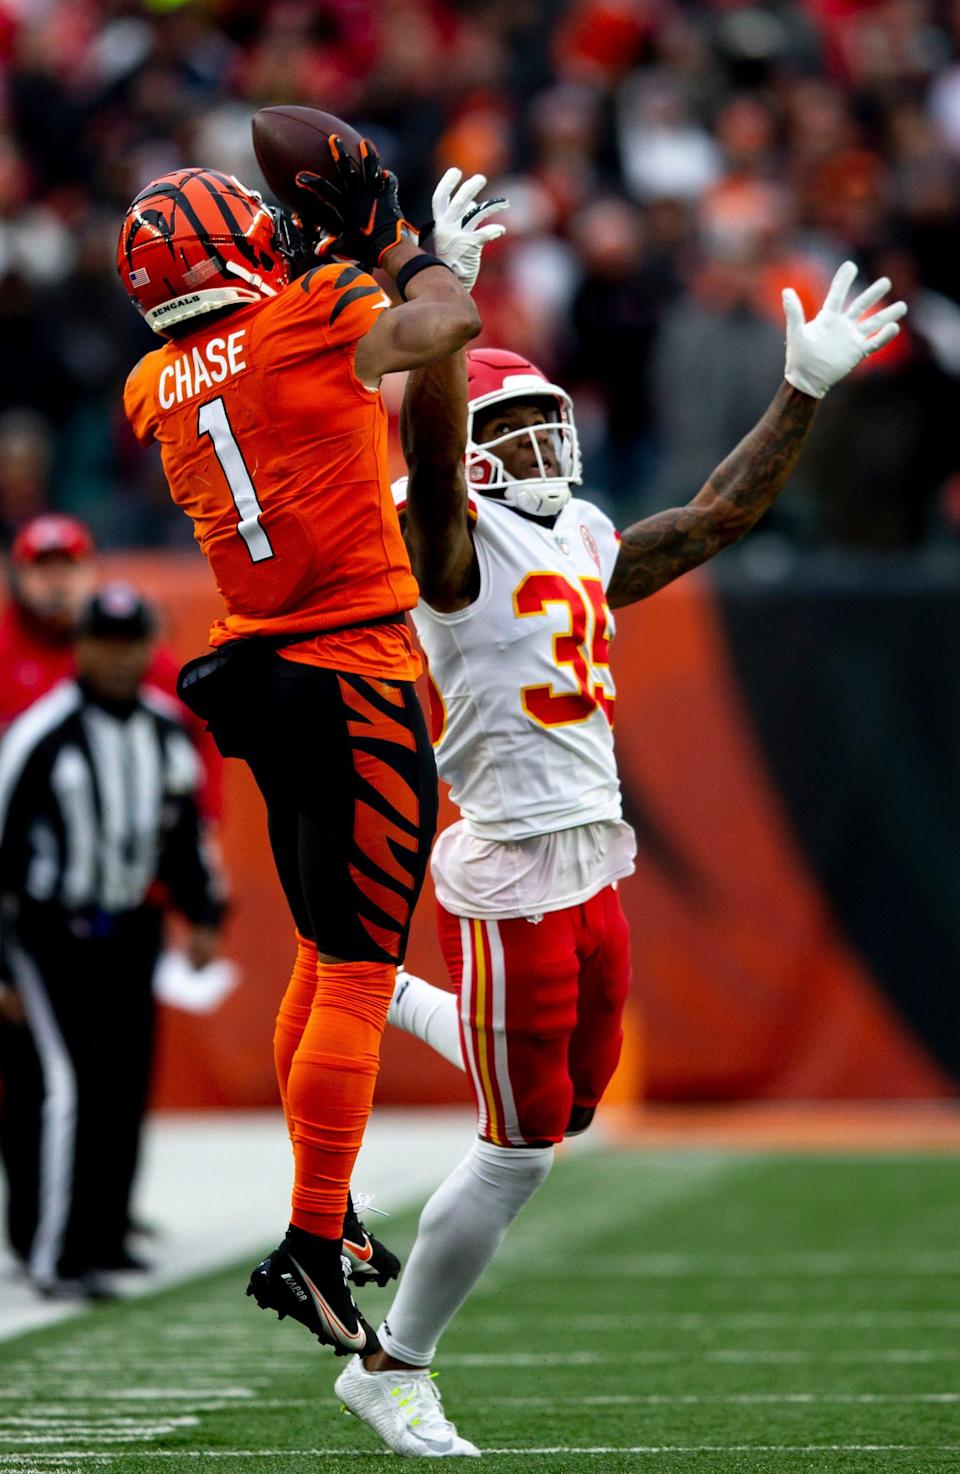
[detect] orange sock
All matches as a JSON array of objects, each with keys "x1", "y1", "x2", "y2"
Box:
[
  {"x1": 273, "y1": 933, "x2": 318, "y2": 1134},
  {"x1": 287, "y1": 958, "x2": 395, "y2": 1239}
]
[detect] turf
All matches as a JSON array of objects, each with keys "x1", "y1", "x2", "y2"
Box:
[{"x1": 1, "y1": 1149, "x2": 959, "y2": 1473}]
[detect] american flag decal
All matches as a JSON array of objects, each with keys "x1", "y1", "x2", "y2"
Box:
[{"x1": 129, "y1": 267, "x2": 151, "y2": 287}]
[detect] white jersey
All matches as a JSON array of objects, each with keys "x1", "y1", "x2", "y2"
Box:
[{"x1": 412, "y1": 494, "x2": 624, "y2": 844}]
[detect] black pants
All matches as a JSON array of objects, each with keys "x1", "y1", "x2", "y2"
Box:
[
  {"x1": 0, "y1": 906, "x2": 160, "y2": 1282},
  {"x1": 199, "y1": 651, "x2": 437, "y2": 963}
]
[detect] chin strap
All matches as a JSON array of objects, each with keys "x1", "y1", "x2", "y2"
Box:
[
  {"x1": 224, "y1": 260, "x2": 279, "y2": 297},
  {"x1": 503, "y1": 478, "x2": 573, "y2": 517}
]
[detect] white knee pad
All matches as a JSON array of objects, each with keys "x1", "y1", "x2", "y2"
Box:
[
  {"x1": 465, "y1": 1138, "x2": 554, "y2": 1211},
  {"x1": 414, "y1": 1138, "x2": 554, "y2": 1250}
]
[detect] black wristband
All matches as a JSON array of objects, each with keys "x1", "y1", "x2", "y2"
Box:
[{"x1": 395, "y1": 251, "x2": 452, "y2": 301}]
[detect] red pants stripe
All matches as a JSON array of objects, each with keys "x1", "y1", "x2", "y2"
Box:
[{"x1": 438, "y1": 885, "x2": 632, "y2": 1146}]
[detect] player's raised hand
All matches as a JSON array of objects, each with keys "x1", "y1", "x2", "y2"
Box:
[
  {"x1": 420, "y1": 168, "x2": 507, "y2": 291},
  {"x1": 296, "y1": 136, "x2": 416, "y2": 268},
  {"x1": 782, "y1": 262, "x2": 907, "y2": 399}
]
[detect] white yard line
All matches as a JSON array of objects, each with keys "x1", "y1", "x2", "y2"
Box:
[
  {"x1": 9, "y1": 1347, "x2": 957, "y2": 1370},
  {"x1": 0, "y1": 1108, "x2": 479, "y2": 1344},
  {"x1": 436, "y1": 1348, "x2": 960, "y2": 1365},
  {"x1": 2, "y1": 1444, "x2": 960, "y2": 1460},
  {"x1": 10, "y1": 1391, "x2": 954, "y2": 1418},
  {"x1": 0, "y1": 1391, "x2": 256, "y2": 1403},
  {"x1": 556, "y1": 1251, "x2": 960, "y2": 1277},
  {"x1": 10, "y1": 1347, "x2": 956, "y2": 1374},
  {"x1": 525, "y1": 1262, "x2": 960, "y2": 1280},
  {"x1": 499, "y1": 1391, "x2": 960, "y2": 1406},
  {"x1": 470, "y1": 1310, "x2": 960, "y2": 1330}
]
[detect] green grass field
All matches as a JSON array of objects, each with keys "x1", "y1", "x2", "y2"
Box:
[{"x1": 1, "y1": 1149, "x2": 959, "y2": 1473}]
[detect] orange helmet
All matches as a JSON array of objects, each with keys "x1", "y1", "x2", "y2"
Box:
[{"x1": 117, "y1": 168, "x2": 302, "y2": 335}]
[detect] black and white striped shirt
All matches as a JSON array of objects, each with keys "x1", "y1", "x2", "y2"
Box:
[{"x1": 0, "y1": 679, "x2": 224, "y2": 927}]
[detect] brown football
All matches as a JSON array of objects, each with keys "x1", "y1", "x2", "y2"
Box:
[{"x1": 251, "y1": 105, "x2": 364, "y2": 214}]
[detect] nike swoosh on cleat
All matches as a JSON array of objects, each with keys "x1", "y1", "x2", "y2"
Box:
[
  {"x1": 289, "y1": 1256, "x2": 367, "y2": 1352},
  {"x1": 343, "y1": 1234, "x2": 374, "y2": 1263},
  {"x1": 407, "y1": 1430, "x2": 455, "y2": 1454}
]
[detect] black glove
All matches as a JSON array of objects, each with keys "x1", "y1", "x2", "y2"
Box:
[{"x1": 295, "y1": 136, "x2": 416, "y2": 270}]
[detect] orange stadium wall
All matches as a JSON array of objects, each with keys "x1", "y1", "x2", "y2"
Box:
[{"x1": 99, "y1": 551, "x2": 959, "y2": 1109}]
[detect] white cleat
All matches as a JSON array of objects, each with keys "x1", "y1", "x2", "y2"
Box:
[{"x1": 335, "y1": 1356, "x2": 480, "y2": 1457}]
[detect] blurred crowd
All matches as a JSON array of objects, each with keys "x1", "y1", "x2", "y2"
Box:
[{"x1": 2, "y1": 0, "x2": 960, "y2": 549}]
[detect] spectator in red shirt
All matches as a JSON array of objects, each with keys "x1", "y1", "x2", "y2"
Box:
[
  {"x1": 0, "y1": 514, "x2": 222, "y2": 815},
  {"x1": 0, "y1": 515, "x2": 96, "y2": 731}
]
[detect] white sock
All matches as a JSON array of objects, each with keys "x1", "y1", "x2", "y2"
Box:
[
  {"x1": 389, "y1": 969, "x2": 464, "y2": 1071},
  {"x1": 379, "y1": 1138, "x2": 554, "y2": 1366}
]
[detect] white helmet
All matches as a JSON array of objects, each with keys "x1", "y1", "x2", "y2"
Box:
[{"x1": 466, "y1": 348, "x2": 581, "y2": 517}]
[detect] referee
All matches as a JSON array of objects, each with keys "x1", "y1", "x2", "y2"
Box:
[{"x1": 0, "y1": 584, "x2": 226, "y2": 1298}]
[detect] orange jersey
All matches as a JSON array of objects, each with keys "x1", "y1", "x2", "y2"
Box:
[{"x1": 123, "y1": 264, "x2": 420, "y2": 679}]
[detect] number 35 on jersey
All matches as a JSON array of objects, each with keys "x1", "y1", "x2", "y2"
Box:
[
  {"x1": 413, "y1": 494, "x2": 622, "y2": 842},
  {"x1": 514, "y1": 571, "x2": 615, "y2": 729}
]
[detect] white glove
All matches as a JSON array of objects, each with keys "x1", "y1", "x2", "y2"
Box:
[
  {"x1": 783, "y1": 261, "x2": 908, "y2": 399},
  {"x1": 423, "y1": 168, "x2": 507, "y2": 291}
]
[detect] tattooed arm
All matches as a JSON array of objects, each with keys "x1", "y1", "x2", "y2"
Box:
[
  {"x1": 606, "y1": 381, "x2": 814, "y2": 608},
  {"x1": 606, "y1": 262, "x2": 907, "y2": 609}
]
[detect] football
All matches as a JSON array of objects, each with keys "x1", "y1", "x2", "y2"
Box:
[{"x1": 251, "y1": 105, "x2": 364, "y2": 215}]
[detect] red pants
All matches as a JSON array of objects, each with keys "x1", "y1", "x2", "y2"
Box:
[{"x1": 437, "y1": 885, "x2": 632, "y2": 1146}]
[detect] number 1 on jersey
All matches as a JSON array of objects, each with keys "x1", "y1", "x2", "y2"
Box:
[{"x1": 198, "y1": 397, "x2": 274, "y2": 563}]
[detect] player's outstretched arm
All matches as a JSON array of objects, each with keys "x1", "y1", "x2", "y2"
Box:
[
  {"x1": 606, "y1": 380, "x2": 816, "y2": 608},
  {"x1": 401, "y1": 348, "x2": 476, "y2": 610},
  {"x1": 606, "y1": 263, "x2": 907, "y2": 609},
  {"x1": 355, "y1": 238, "x2": 482, "y2": 383},
  {"x1": 399, "y1": 170, "x2": 507, "y2": 610}
]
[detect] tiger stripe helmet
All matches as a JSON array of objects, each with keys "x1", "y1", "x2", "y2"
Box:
[{"x1": 117, "y1": 168, "x2": 302, "y2": 335}]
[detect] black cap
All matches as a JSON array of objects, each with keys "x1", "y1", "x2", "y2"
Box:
[{"x1": 77, "y1": 583, "x2": 157, "y2": 641}]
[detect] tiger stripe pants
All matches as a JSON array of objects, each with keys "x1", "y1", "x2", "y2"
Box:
[{"x1": 210, "y1": 654, "x2": 437, "y2": 963}]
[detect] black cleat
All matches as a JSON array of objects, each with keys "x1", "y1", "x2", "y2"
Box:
[
  {"x1": 246, "y1": 1230, "x2": 381, "y2": 1358},
  {"x1": 342, "y1": 1193, "x2": 401, "y2": 1288},
  {"x1": 565, "y1": 1103, "x2": 596, "y2": 1137}
]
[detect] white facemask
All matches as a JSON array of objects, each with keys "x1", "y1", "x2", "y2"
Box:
[{"x1": 466, "y1": 415, "x2": 579, "y2": 516}]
